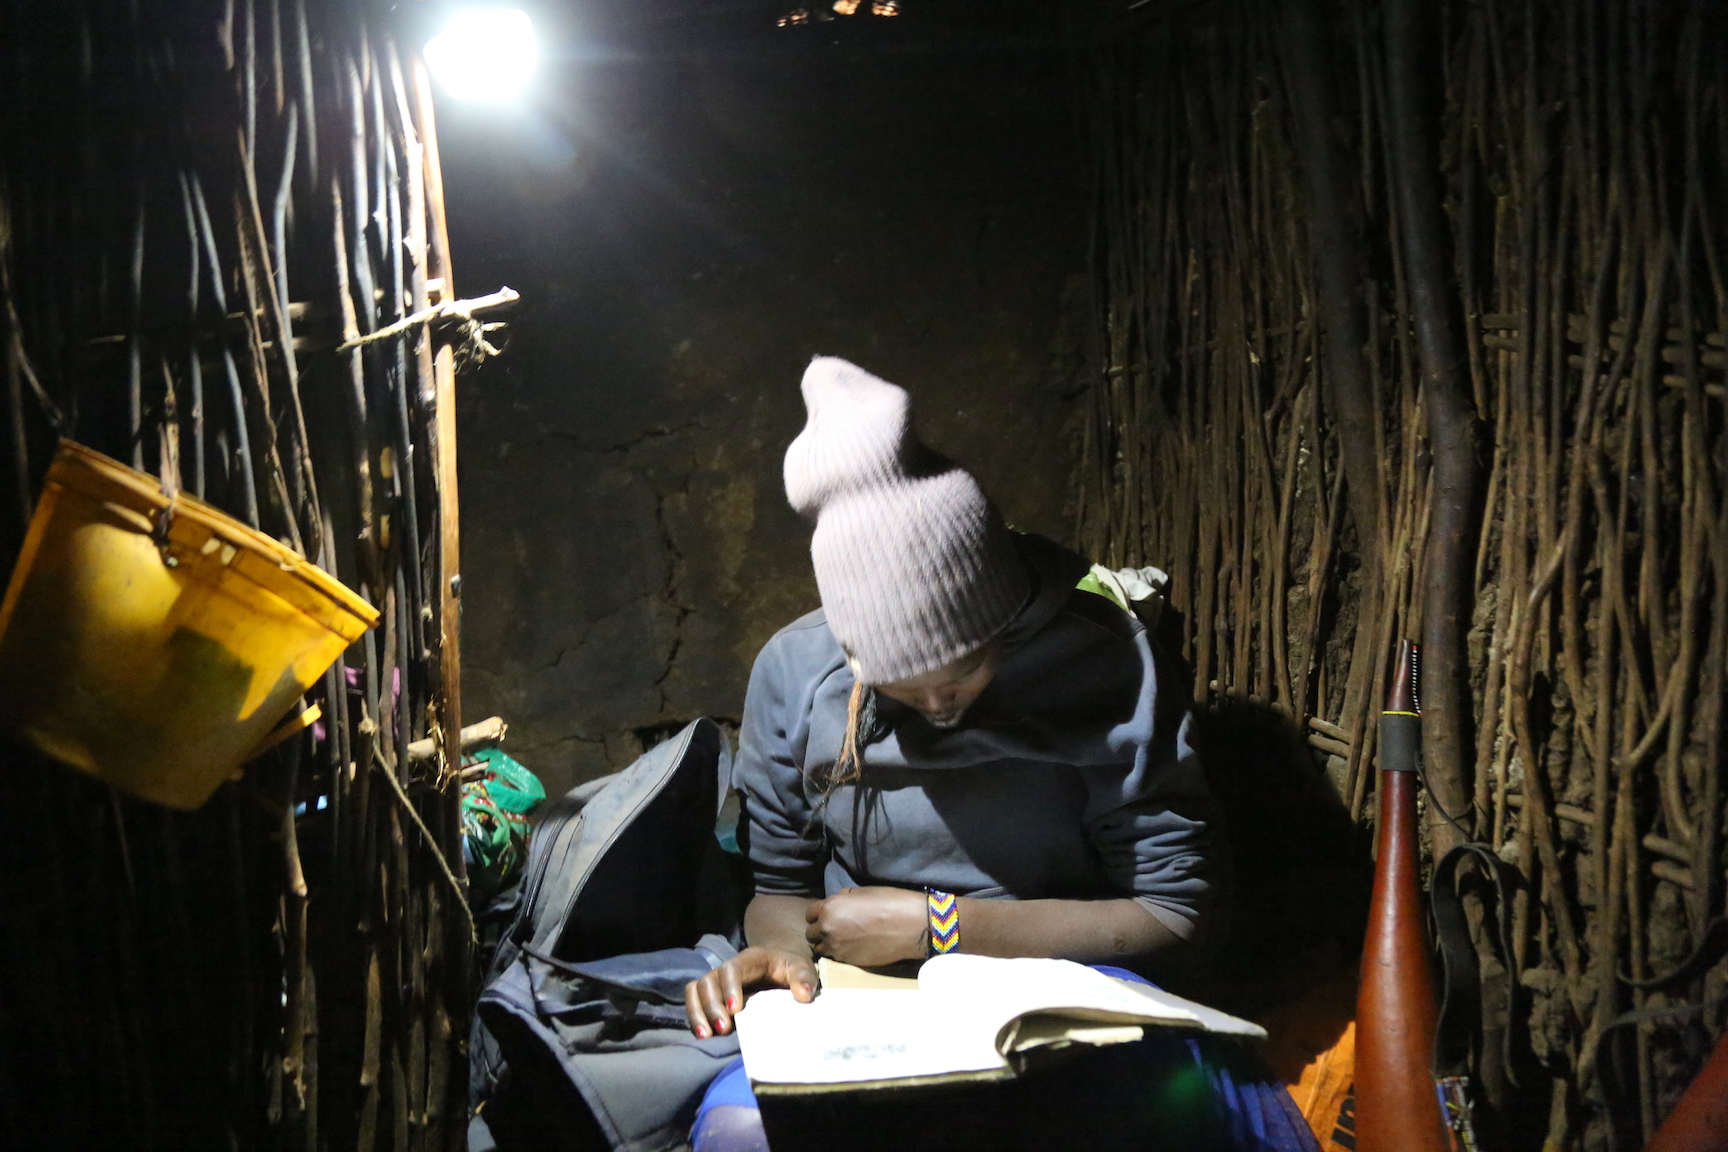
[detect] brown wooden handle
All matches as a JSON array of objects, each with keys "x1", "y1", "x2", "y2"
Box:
[
  {"x1": 1354, "y1": 639, "x2": 1449, "y2": 1152},
  {"x1": 1355, "y1": 770, "x2": 1448, "y2": 1151},
  {"x1": 1645, "y1": 1025, "x2": 1728, "y2": 1151}
]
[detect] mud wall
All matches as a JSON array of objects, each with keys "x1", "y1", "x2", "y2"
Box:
[{"x1": 446, "y1": 19, "x2": 1085, "y2": 794}]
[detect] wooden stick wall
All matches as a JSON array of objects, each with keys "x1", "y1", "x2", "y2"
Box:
[
  {"x1": 0, "y1": 1, "x2": 474, "y2": 1148},
  {"x1": 1076, "y1": 1, "x2": 1727, "y2": 1145}
]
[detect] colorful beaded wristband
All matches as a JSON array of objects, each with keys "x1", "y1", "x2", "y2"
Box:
[{"x1": 927, "y1": 888, "x2": 960, "y2": 955}]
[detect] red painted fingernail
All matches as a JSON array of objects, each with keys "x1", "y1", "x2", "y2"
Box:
[
  {"x1": 695, "y1": 1024, "x2": 710, "y2": 1039},
  {"x1": 716, "y1": 1019, "x2": 730, "y2": 1034},
  {"x1": 728, "y1": 995, "x2": 741, "y2": 1011}
]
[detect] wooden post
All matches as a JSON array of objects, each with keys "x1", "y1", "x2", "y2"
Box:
[
  {"x1": 408, "y1": 57, "x2": 462, "y2": 778},
  {"x1": 1384, "y1": 0, "x2": 1480, "y2": 862},
  {"x1": 1279, "y1": 0, "x2": 1389, "y2": 805}
]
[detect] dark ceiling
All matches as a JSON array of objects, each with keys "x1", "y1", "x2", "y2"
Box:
[{"x1": 501, "y1": 0, "x2": 1129, "y2": 54}]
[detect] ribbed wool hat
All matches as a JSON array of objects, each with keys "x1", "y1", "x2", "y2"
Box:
[{"x1": 783, "y1": 357, "x2": 1029, "y2": 685}]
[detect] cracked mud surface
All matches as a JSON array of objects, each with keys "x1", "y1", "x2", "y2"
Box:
[{"x1": 445, "y1": 32, "x2": 1087, "y2": 795}]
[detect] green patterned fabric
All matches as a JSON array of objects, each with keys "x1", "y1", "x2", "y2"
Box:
[
  {"x1": 462, "y1": 748, "x2": 545, "y2": 899},
  {"x1": 469, "y1": 747, "x2": 546, "y2": 813}
]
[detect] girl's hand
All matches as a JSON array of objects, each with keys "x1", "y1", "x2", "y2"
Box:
[
  {"x1": 805, "y1": 886, "x2": 929, "y2": 967},
  {"x1": 683, "y1": 946, "x2": 818, "y2": 1038}
]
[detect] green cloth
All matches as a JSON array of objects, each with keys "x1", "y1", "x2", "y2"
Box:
[
  {"x1": 468, "y1": 747, "x2": 546, "y2": 813},
  {"x1": 461, "y1": 749, "x2": 545, "y2": 899}
]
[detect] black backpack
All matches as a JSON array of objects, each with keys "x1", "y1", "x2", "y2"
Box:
[{"x1": 470, "y1": 719, "x2": 751, "y2": 1152}]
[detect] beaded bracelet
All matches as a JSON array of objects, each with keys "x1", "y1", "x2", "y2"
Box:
[{"x1": 926, "y1": 888, "x2": 960, "y2": 955}]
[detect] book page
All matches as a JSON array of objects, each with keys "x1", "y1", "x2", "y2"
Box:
[
  {"x1": 737, "y1": 956, "x2": 1266, "y2": 1090},
  {"x1": 1114, "y1": 977, "x2": 1268, "y2": 1039},
  {"x1": 735, "y1": 987, "x2": 1009, "y2": 1089},
  {"x1": 916, "y1": 954, "x2": 1265, "y2": 1041},
  {"x1": 1003, "y1": 1014, "x2": 1145, "y2": 1054},
  {"x1": 816, "y1": 957, "x2": 920, "y2": 991}
]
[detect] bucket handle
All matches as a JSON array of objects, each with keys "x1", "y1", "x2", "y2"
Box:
[{"x1": 246, "y1": 702, "x2": 323, "y2": 762}]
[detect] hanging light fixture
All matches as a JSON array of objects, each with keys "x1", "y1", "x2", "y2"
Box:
[{"x1": 424, "y1": 8, "x2": 539, "y2": 104}]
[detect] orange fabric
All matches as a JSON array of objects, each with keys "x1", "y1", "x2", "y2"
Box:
[
  {"x1": 1291, "y1": 1022, "x2": 1357, "y2": 1152},
  {"x1": 1256, "y1": 958, "x2": 1359, "y2": 1151}
]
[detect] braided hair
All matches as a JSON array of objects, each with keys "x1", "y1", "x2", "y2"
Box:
[{"x1": 829, "y1": 677, "x2": 877, "y2": 789}]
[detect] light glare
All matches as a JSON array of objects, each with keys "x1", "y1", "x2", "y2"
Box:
[{"x1": 425, "y1": 9, "x2": 538, "y2": 103}]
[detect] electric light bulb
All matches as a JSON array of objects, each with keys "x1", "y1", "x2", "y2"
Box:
[{"x1": 425, "y1": 9, "x2": 538, "y2": 104}]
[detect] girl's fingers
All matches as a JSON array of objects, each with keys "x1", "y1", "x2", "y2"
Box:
[
  {"x1": 720, "y1": 962, "x2": 746, "y2": 1016},
  {"x1": 685, "y1": 978, "x2": 712, "y2": 1038},
  {"x1": 687, "y1": 948, "x2": 817, "y2": 1035},
  {"x1": 698, "y1": 972, "x2": 734, "y2": 1035},
  {"x1": 777, "y1": 955, "x2": 819, "y2": 1001}
]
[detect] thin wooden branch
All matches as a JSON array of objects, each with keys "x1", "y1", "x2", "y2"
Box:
[
  {"x1": 374, "y1": 756, "x2": 477, "y2": 951},
  {"x1": 405, "y1": 716, "x2": 506, "y2": 765},
  {"x1": 332, "y1": 286, "x2": 518, "y2": 354}
]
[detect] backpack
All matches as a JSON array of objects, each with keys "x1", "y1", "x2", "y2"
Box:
[{"x1": 470, "y1": 719, "x2": 751, "y2": 1152}]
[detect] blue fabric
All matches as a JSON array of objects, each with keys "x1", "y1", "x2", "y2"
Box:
[
  {"x1": 701, "y1": 1058, "x2": 756, "y2": 1112},
  {"x1": 691, "y1": 967, "x2": 1318, "y2": 1152},
  {"x1": 735, "y1": 532, "x2": 1220, "y2": 942},
  {"x1": 691, "y1": 1060, "x2": 759, "y2": 1152}
]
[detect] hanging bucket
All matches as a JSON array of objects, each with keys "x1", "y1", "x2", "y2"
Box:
[{"x1": 0, "y1": 440, "x2": 380, "y2": 809}]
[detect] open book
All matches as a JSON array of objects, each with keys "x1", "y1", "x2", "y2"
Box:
[{"x1": 735, "y1": 954, "x2": 1265, "y2": 1095}]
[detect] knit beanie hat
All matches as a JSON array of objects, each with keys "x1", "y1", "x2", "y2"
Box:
[{"x1": 783, "y1": 357, "x2": 1029, "y2": 685}]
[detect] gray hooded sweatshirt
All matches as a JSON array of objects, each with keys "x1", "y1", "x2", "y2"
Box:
[{"x1": 734, "y1": 533, "x2": 1217, "y2": 942}]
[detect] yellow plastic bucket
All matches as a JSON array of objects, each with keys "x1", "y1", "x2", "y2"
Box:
[{"x1": 0, "y1": 440, "x2": 380, "y2": 809}]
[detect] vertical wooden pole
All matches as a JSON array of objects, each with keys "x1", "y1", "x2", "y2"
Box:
[
  {"x1": 405, "y1": 54, "x2": 472, "y2": 1152},
  {"x1": 408, "y1": 58, "x2": 462, "y2": 776},
  {"x1": 1279, "y1": 0, "x2": 1388, "y2": 799},
  {"x1": 1383, "y1": 0, "x2": 1481, "y2": 862}
]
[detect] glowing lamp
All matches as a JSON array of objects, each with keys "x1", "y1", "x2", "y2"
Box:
[{"x1": 425, "y1": 9, "x2": 538, "y2": 103}]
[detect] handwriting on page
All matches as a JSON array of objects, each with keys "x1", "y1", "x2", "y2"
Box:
[{"x1": 821, "y1": 1042, "x2": 910, "y2": 1063}]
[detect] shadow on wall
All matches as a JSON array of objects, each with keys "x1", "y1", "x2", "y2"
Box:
[{"x1": 1191, "y1": 689, "x2": 1374, "y2": 1019}]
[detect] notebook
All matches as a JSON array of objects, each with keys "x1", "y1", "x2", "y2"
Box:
[{"x1": 735, "y1": 953, "x2": 1265, "y2": 1095}]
